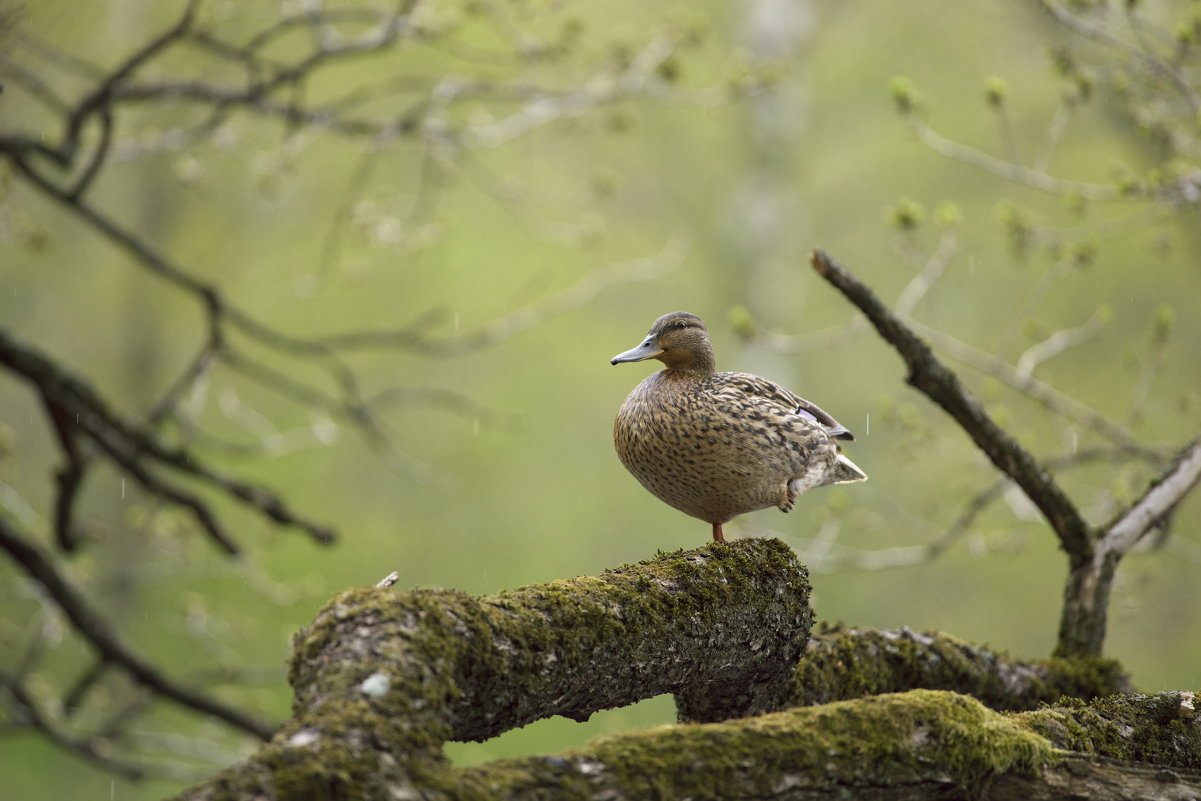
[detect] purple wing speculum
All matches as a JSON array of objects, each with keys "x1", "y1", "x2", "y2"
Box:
[
  {"x1": 795, "y1": 407, "x2": 819, "y2": 423},
  {"x1": 795, "y1": 404, "x2": 854, "y2": 441}
]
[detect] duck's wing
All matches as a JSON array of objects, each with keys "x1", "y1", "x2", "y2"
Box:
[{"x1": 719, "y1": 372, "x2": 856, "y2": 441}]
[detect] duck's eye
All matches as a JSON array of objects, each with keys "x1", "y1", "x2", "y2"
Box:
[{"x1": 676, "y1": 320, "x2": 689, "y2": 329}]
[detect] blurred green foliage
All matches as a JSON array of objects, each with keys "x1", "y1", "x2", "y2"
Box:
[{"x1": 1, "y1": 1, "x2": 1199, "y2": 799}]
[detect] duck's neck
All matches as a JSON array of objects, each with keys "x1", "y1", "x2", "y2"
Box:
[{"x1": 660, "y1": 347, "x2": 716, "y2": 375}]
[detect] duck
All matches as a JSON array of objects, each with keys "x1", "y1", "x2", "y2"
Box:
[{"x1": 611, "y1": 311, "x2": 866, "y2": 542}]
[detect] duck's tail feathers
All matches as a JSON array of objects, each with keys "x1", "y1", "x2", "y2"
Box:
[{"x1": 831, "y1": 453, "x2": 868, "y2": 484}]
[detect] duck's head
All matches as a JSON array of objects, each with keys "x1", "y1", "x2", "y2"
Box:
[{"x1": 610, "y1": 312, "x2": 716, "y2": 373}]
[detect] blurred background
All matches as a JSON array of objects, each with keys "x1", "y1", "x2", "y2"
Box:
[{"x1": 2, "y1": 0, "x2": 1199, "y2": 798}]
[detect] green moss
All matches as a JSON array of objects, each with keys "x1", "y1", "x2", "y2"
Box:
[
  {"x1": 1018, "y1": 691, "x2": 1201, "y2": 769},
  {"x1": 187, "y1": 542, "x2": 1201, "y2": 801},
  {"x1": 190, "y1": 686, "x2": 1201, "y2": 800},
  {"x1": 286, "y1": 585, "x2": 481, "y2": 754},
  {"x1": 465, "y1": 690, "x2": 1053, "y2": 800},
  {"x1": 793, "y1": 622, "x2": 1128, "y2": 711},
  {"x1": 1037, "y1": 655, "x2": 1129, "y2": 700}
]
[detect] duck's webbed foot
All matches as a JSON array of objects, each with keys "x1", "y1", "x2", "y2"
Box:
[{"x1": 778, "y1": 486, "x2": 797, "y2": 513}]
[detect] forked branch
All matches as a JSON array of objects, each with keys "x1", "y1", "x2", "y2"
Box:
[
  {"x1": 810, "y1": 249, "x2": 1200, "y2": 658},
  {"x1": 809, "y1": 249, "x2": 1092, "y2": 562}
]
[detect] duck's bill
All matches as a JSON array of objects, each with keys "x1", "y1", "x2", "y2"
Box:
[{"x1": 610, "y1": 339, "x2": 663, "y2": 364}]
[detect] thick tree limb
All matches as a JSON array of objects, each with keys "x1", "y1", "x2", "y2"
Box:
[
  {"x1": 320, "y1": 539, "x2": 810, "y2": 741},
  {"x1": 992, "y1": 758, "x2": 1201, "y2": 801},
  {"x1": 1018, "y1": 691, "x2": 1200, "y2": 767},
  {"x1": 177, "y1": 539, "x2": 813, "y2": 799},
  {"x1": 463, "y1": 690, "x2": 1201, "y2": 801}
]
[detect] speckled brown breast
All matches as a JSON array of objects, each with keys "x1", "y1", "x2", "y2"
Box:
[{"x1": 613, "y1": 370, "x2": 837, "y2": 526}]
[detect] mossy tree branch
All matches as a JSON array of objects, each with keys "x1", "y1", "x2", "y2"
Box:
[
  {"x1": 465, "y1": 690, "x2": 1201, "y2": 801},
  {"x1": 786, "y1": 623, "x2": 1131, "y2": 713},
  {"x1": 178, "y1": 539, "x2": 813, "y2": 800},
  {"x1": 174, "y1": 539, "x2": 1200, "y2": 800}
]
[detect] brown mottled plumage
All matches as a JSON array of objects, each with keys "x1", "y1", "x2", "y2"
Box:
[{"x1": 611, "y1": 312, "x2": 866, "y2": 542}]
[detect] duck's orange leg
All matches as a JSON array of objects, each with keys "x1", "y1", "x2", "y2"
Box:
[{"x1": 711, "y1": 523, "x2": 726, "y2": 543}]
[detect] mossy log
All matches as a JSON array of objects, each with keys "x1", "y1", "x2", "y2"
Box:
[
  {"x1": 174, "y1": 539, "x2": 1200, "y2": 800},
  {"x1": 463, "y1": 689, "x2": 1201, "y2": 800},
  {"x1": 784, "y1": 622, "x2": 1131, "y2": 713}
]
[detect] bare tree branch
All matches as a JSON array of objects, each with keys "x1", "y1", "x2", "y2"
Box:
[
  {"x1": 907, "y1": 320, "x2": 1141, "y2": 449},
  {"x1": 0, "y1": 668, "x2": 146, "y2": 781},
  {"x1": 810, "y1": 249, "x2": 1094, "y2": 563},
  {"x1": 903, "y1": 114, "x2": 1120, "y2": 201},
  {"x1": 0, "y1": 328, "x2": 337, "y2": 552},
  {"x1": 1032, "y1": 0, "x2": 1201, "y2": 116},
  {"x1": 810, "y1": 249, "x2": 1201, "y2": 659},
  {"x1": 0, "y1": 511, "x2": 276, "y2": 740},
  {"x1": 784, "y1": 446, "x2": 1169, "y2": 573},
  {"x1": 892, "y1": 2, "x2": 1201, "y2": 210},
  {"x1": 1104, "y1": 438, "x2": 1201, "y2": 556}
]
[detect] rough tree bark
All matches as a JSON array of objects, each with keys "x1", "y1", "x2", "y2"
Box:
[{"x1": 174, "y1": 539, "x2": 1199, "y2": 801}]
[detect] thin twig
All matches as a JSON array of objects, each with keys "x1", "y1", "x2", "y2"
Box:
[
  {"x1": 905, "y1": 116, "x2": 1119, "y2": 201},
  {"x1": 908, "y1": 320, "x2": 1141, "y2": 449},
  {"x1": 1014, "y1": 309, "x2": 1109, "y2": 379},
  {"x1": 1034, "y1": 102, "x2": 1075, "y2": 174},
  {"x1": 62, "y1": 657, "x2": 111, "y2": 717}
]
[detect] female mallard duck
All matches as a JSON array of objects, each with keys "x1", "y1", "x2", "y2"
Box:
[{"x1": 611, "y1": 311, "x2": 866, "y2": 542}]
